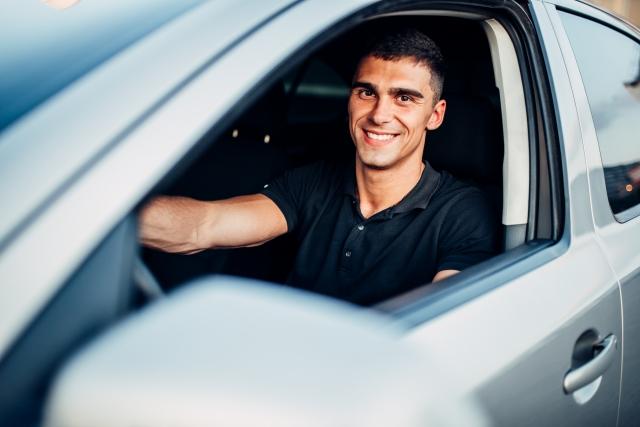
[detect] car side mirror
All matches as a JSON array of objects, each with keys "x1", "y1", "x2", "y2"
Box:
[{"x1": 44, "y1": 276, "x2": 488, "y2": 427}]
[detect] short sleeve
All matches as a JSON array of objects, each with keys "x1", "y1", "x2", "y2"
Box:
[
  {"x1": 436, "y1": 189, "x2": 499, "y2": 272},
  {"x1": 260, "y1": 162, "x2": 327, "y2": 232}
]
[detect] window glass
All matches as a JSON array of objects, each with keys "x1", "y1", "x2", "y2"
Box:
[{"x1": 560, "y1": 11, "x2": 640, "y2": 215}]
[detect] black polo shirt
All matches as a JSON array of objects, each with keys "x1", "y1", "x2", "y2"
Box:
[{"x1": 262, "y1": 160, "x2": 497, "y2": 305}]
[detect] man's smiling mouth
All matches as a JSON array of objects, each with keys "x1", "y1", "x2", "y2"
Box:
[{"x1": 364, "y1": 130, "x2": 399, "y2": 142}]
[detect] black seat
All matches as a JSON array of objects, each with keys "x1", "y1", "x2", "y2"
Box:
[{"x1": 425, "y1": 59, "x2": 504, "y2": 250}]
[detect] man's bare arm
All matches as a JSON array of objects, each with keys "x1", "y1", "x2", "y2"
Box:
[
  {"x1": 139, "y1": 194, "x2": 288, "y2": 254},
  {"x1": 432, "y1": 269, "x2": 459, "y2": 282}
]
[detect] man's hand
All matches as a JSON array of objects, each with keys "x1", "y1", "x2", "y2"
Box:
[
  {"x1": 139, "y1": 194, "x2": 288, "y2": 254},
  {"x1": 432, "y1": 269, "x2": 459, "y2": 282}
]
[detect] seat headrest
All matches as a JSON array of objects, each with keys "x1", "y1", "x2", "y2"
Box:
[{"x1": 425, "y1": 92, "x2": 503, "y2": 185}]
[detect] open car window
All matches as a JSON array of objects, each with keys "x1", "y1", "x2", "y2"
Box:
[{"x1": 141, "y1": 10, "x2": 547, "y2": 308}]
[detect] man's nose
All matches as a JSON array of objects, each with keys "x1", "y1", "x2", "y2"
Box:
[{"x1": 368, "y1": 96, "x2": 394, "y2": 125}]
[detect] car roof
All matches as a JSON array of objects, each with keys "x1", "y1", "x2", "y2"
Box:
[{"x1": 0, "y1": 0, "x2": 205, "y2": 135}]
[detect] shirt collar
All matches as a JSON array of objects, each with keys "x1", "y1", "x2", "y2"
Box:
[
  {"x1": 342, "y1": 163, "x2": 357, "y2": 198},
  {"x1": 342, "y1": 161, "x2": 442, "y2": 214}
]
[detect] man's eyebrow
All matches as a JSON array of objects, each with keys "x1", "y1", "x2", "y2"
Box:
[
  {"x1": 351, "y1": 82, "x2": 424, "y2": 99},
  {"x1": 391, "y1": 87, "x2": 424, "y2": 99},
  {"x1": 352, "y1": 81, "x2": 376, "y2": 91}
]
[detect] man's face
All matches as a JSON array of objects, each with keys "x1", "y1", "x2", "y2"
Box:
[{"x1": 348, "y1": 55, "x2": 446, "y2": 171}]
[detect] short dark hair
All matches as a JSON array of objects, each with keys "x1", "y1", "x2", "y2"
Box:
[{"x1": 359, "y1": 28, "x2": 446, "y2": 103}]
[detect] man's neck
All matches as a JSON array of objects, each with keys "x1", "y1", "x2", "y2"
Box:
[{"x1": 355, "y1": 159, "x2": 425, "y2": 219}]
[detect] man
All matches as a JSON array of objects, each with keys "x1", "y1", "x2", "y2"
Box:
[{"x1": 140, "y1": 28, "x2": 497, "y2": 305}]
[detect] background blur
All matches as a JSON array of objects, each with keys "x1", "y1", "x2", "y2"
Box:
[{"x1": 588, "y1": 0, "x2": 640, "y2": 27}]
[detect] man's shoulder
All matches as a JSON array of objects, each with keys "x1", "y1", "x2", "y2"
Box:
[
  {"x1": 431, "y1": 170, "x2": 497, "y2": 218},
  {"x1": 288, "y1": 159, "x2": 349, "y2": 179},
  {"x1": 279, "y1": 159, "x2": 351, "y2": 195},
  {"x1": 263, "y1": 159, "x2": 350, "y2": 200},
  {"x1": 435, "y1": 170, "x2": 485, "y2": 199}
]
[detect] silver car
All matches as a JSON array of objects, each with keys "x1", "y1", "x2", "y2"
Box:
[{"x1": 1, "y1": 0, "x2": 639, "y2": 425}]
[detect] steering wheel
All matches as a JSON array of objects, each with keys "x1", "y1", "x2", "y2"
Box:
[{"x1": 133, "y1": 255, "x2": 165, "y2": 301}]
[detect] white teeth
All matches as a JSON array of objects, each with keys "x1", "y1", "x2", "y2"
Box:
[{"x1": 366, "y1": 131, "x2": 395, "y2": 141}]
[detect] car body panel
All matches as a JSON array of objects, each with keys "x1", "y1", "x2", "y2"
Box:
[
  {"x1": 548, "y1": 0, "x2": 640, "y2": 34},
  {"x1": 0, "y1": 0, "x2": 206, "y2": 133},
  {"x1": 617, "y1": 270, "x2": 640, "y2": 426},
  {"x1": 543, "y1": 2, "x2": 640, "y2": 425},
  {"x1": 401, "y1": 2, "x2": 623, "y2": 425},
  {"x1": 0, "y1": 0, "x2": 295, "y2": 250},
  {"x1": 0, "y1": 0, "x2": 299, "y2": 358},
  {"x1": 0, "y1": 0, "x2": 638, "y2": 425}
]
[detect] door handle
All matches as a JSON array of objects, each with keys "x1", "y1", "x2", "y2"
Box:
[{"x1": 563, "y1": 334, "x2": 617, "y2": 394}]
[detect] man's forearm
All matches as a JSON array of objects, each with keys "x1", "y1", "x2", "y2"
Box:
[
  {"x1": 139, "y1": 196, "x2": 212, "y2": 254},
  {"x1": 139, "y1": 193, "x2": 288, "y2": 254}
]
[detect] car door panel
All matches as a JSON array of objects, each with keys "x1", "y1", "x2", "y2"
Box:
[
  {"x1": 1, "y1": 0, "x2": 636, "y2": 425},
  {"x1": 474, "y1": 286, "x2": 621, "y2": 427},
  {"x1": 545, "y1": 2, "x2": 640, "y2": 425},
  {"x1": 403, "y1": 235, "x2": 622, "y2": 426},
  {"x1": 618, "y1": 271, "x2": 640, "y2": 426},
  {"x1": 401, "y1": 2, "x2": 623, "y2": 425}
]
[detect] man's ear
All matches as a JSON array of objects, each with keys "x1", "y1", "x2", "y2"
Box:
[{"x1": 426, "y1": 99, "x2": 446, "y2": 131}]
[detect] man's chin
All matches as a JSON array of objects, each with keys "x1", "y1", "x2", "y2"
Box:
[{"x1": 356, "y1": 155, "x2": 394, "y2": 171}]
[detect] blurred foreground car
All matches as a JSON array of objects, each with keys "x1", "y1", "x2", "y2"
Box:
[{"x1": 1, "y1": 0, "x2": 640, "y2": 426}]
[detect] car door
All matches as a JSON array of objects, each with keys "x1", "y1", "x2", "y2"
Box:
[
  {"x1": 1, "y1": 0, "x2": 624, "y2": 425},
  {"x1": 545, "y1": 1, "x2": 640, "y2": 425},
  {"x1": 393, "y1": 1, "x2": 623, "y2": 425},
  {"x1": 92, "y1": 0, "x2": 622, "y2": 424}
]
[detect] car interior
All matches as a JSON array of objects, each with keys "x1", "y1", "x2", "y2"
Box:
[{"x1": 142, "y1": 15, "x2": 523, "y2": 295}]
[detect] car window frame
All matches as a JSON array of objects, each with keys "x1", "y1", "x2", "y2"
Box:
[
  {"x1": 138, "y1": 0, "x2": 565, "y2": 320},
  {"x1": 374, "y1": 2, "x2": 564, "y2": 319},
  {"x1": 0, "y1": 0, "x2": 304, "y2": 362},
  {"x1": 0, "y1": 0, "x2": 564, "y2": 355},
  {"x1": 550, "y1": 2, "x2": 640, "y2": 224}
]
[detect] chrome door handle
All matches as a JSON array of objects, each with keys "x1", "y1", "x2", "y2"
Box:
[{"x1": 563, "y1": 334, "x2": 617, "y2": 394}]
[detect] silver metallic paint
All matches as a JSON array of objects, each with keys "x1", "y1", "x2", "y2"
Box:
[
  {"x1": 546, "y1": 2, "x2": 640, "y2": 425},
  {"x1": 0, "y1": 0, "x2": 298, "y2": 359},
  {"x1": 1, "y1": 0, "x2": 637, "y2": 424},
  {"x1": 404, "y1": 2, "x2": 623, "y2": 425}
]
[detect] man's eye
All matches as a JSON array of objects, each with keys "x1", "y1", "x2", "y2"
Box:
[
  {"x1": 398, "y1": 95, "x2": 412, "y2": 102},
  {"x1": 358, "y1": 89, "x2": 374, "y2": 98}
]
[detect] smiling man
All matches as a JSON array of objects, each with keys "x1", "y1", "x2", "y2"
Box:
[{"x1": 140, "y1": 28, "x2": 497, "y2": 305}]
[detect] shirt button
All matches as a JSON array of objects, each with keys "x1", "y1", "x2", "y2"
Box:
[
  {"x1": 357, "y1": 224, "x2": 364, "y2": 231},
  {"x1": 345, "y1": 251, "x2": 352, "y2": 257}
]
